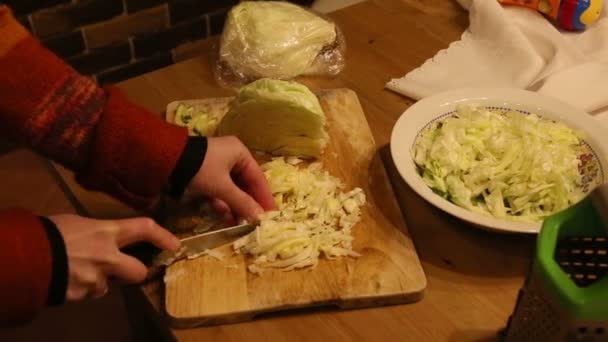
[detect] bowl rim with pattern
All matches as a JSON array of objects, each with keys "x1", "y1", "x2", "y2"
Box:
[{"x1": 390, "y1": 88, "x2": 608, "y2": 234}]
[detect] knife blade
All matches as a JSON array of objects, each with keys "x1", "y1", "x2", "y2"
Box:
[{"x1": 122, "y1": 222, "x2": 256, "y2": 267}]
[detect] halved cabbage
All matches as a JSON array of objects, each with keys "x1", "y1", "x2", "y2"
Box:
[{"x1": 217, "y1": 78, "x2": 328, "y2": 158}]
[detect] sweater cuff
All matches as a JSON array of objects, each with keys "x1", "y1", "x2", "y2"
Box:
[
  {"x1": 39, "y1": 217, "x2": 68, "y2": 306},
  {"x1": 0, "y1": 209, "x2": 53, "y2": 325},
  {"x1": 166, "y1": 136, "x2": 208, "y2": 199}
]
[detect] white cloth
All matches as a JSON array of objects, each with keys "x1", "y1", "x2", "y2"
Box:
[{"x1": 386, "y1": 0, "x2": 608, "y2": 126}]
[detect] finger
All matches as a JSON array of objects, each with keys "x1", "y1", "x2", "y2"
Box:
[
  {"x1": 106, "y1": 253, "x2": 148, "y2": 284},
  {"x1": 210, "y1": 198, "x2": 230, "y2": 216},
  {"x1": 114, "y1": 217, "x2": 180, "y2": 251},
  {"x1": 222, "y1": 210, "x2": 236, "y2": 227},
  {"x1": 66, "y1": 286, "x2": 89, "y2": 302},
  {"x1": 90, "y1": 274, "x2": 108, "y2": 299},
  {"x1": 233, "y1": 150, "x2": 276, "y2": 211},
  {"x1": 66, "y1": 268, "x2": 104, "y2": 301},
  {"x1": 234, "y1": 154, "x2": 276, "y2": 210},
  {"x1": 210, "y1": 198, "x2": 236, "y2": 226},
  {"x1": 217, "y1": 178, "x2": 264, "y2": 222}
]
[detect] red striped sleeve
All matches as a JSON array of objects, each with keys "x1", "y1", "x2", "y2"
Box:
[{"x1": 0, "y1": 5, "x2": 189, "y2": 209}]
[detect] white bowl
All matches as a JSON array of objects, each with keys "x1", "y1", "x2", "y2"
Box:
[{"x1": 390, "y1": 88, "x2": 608, "y2": 234}]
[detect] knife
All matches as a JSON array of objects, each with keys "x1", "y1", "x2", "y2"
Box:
[{"x1": 122, "y1": 222, "x2": 256, "y2": 268}]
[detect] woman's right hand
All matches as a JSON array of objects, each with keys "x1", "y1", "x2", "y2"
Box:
[{"x1": 49, "y1": 214, "x2": 180, "y2": 301}]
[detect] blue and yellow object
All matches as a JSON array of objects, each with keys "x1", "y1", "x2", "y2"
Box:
[{"x1": 498, "y1": 0, "x2": 603, "y2": 31}]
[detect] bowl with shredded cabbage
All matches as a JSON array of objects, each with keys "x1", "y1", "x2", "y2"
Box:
[{"x1": 390, "y1": 88, "x2": 608, "y2": 233}]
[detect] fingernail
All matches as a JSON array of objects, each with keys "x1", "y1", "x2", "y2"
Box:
[
  {"x1": 249, "y1": 208, "x2": 264, "y2": 223},
  {"x1": 253, "y1": 204, "x2": 264, "y2": 216}
]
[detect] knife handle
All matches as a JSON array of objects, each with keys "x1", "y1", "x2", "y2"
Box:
[{"x1": 121, "y1": 242, "x2": 162, "y2": 266}]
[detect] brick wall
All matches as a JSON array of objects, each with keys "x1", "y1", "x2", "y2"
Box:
[{"x1": 2, "y1": 0, "x2": 311, "y2": 84}]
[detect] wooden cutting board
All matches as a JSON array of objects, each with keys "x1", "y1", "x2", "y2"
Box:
[{"x1": 163, "y1": 88, "x2": 426, "y2": 328}]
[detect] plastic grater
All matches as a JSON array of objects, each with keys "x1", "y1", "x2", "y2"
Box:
[{"x1": 502, "y1": 184, "x2": 608, "y2": 341}]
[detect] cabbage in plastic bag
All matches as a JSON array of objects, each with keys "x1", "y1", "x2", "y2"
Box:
[{"x1": 215, "y1": 1, "x2": 346, "y2": 86}]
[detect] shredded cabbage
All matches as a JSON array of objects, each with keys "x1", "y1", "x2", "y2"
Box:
[
  {"x1": 413, "y1": 105, "x2": 585, "y2": 222},
  {"x1": 174, "y1": 104, "x2": 219, "y2": 136},
  {"x1": 186, "y1": 249, "x2": 225, "y2": 261},
  {"x1": 233, "y1": 157, "x2": 366, "y2": 273}
]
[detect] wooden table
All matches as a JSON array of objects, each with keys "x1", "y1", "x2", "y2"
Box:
[{"x1": 52, "y1": 0, "x2": 537, "y2": 340}]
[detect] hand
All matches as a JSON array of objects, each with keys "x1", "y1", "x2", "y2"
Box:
[
  {"x1": 185, "y1": 136, "x2": 275, "y2": 223},
  {"x1": 49, "y1": 214, "x2": 180, "y2": 301}
]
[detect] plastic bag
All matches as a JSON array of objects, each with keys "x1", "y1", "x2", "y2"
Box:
[{"x1": 214, "y1": 1, "x2": 346, "y2": 87}]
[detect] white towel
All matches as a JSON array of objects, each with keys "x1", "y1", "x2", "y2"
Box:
[{"x1": 386, "y1": 0, "x2": 608, "y2": 126}]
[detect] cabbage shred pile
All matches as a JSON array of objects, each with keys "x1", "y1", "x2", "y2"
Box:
[
  {"x1": 413, "y1": 105, "x2": 585, "y2": 222},
  {"x1": 233, "y1": 157, "x2": 366, "y2": 273},
  {"x1": 174, "y1": 104, "x2": 218, "y2": 136}
]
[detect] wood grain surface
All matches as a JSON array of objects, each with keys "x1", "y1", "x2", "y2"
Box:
[{"x1": 163, "y1": 89, "x2": 426, "y2": 327}]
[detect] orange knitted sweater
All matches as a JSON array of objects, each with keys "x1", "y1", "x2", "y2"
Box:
[{"x1": 0, "y1": 5, "x2": 193, "y2": 325}]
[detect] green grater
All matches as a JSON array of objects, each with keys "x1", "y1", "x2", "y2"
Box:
[{"x1": 502, "y1": 184, "x2": 608, "y2": 342}]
